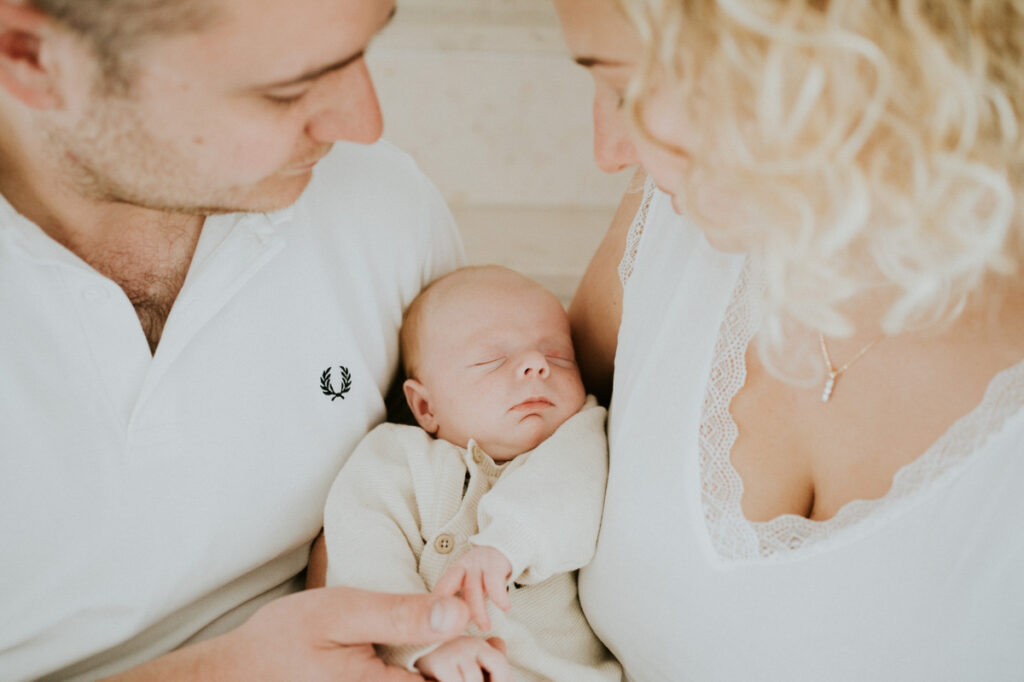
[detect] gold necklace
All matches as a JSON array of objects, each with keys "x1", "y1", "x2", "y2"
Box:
[{"x1": 818, "y1": 332, "x2": 884, "y2": 402}]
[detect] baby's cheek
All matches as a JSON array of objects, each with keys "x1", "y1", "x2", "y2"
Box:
[{"x1": 569, "y1": 377, "x2": 587, "y2": 410}]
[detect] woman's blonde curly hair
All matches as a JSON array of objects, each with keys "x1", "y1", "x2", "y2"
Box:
[{"x1": 619, "y1": 0, "x2": 1024, "y2": 372}]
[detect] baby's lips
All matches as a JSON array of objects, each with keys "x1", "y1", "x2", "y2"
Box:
[{"x1": 509, "y1": 396, "x2": 554, "y2": 411}]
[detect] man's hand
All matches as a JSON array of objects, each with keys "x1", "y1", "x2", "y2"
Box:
[
  {"x1": 432, "y1": 545, "x2": 512, "y2": 632},
  {"x1": 415, "y1": 636, "x2": 511, "y2": 682},
  {"x1": 105, "y1": 587, "x2": 470, "y2": 681}
]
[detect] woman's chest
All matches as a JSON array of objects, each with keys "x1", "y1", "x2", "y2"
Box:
[
  {"x1": 585, "y1": 370, "x2": 1024, "y2": 681},
  {"x1": 728, "y1": 327, "x2": 1024, "y2": 523},
  {"x1": 610, "y1": 239, "x2": 1024, "y2": 567}
]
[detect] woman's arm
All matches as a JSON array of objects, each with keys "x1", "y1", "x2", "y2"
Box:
[
  {"x1": 569, "y1": 168, "x2": 646, "y2": 405},
  {"x1": 305, "y1": 531, "x2": 328, "y2": 589}
]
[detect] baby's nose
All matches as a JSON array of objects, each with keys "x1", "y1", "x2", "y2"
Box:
[{"x1": 519, "y1": 351, "x2": 550, "y2": 379}]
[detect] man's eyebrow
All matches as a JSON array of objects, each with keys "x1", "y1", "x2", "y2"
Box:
[
  {"x1": 574, "y1": 56, "x2": 629, "y2": 69},
  {"x1": 257, "y1": 6, "x2": 397, "y2": 90}
]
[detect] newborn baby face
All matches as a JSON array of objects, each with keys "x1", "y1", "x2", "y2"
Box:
[{"x1": 405, "y1": 267, "x2": 586, "y2": 460}]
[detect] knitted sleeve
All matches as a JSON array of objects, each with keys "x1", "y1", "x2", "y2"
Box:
[
  {"x1": 471, "y1": 396, "x2": 609, "y2": 584},
  {"x1": 322, "y1": 424, "x2": 438, "y2": 670}
]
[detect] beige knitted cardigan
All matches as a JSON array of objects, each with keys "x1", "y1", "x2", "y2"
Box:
[{"x1": 324, "y1": 397, "x2": 621, "y2": 681}]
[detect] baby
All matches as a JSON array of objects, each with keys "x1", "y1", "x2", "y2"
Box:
[{"x1": 323, "y1": 265, "x2": 621, "y2": 682}]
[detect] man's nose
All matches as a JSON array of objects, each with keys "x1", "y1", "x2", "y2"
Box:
[
  {"x1": 305, "y1": 60, "x2": 384, "y2": 144},
  {"x1": 593, "y1": 99, "x2": 639, "y2": 174},
  {"x1": 517, "y1": 351, "x2": 550, "y2": 379}
]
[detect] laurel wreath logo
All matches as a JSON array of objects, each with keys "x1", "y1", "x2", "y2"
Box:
[{"x1": 320, "y1": 366, "x2": 352, "y2": 401}]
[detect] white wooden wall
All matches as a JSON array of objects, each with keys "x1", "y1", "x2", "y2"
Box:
[{"x1": 368, "y1": 0, "x2": 631, "y2": 302}]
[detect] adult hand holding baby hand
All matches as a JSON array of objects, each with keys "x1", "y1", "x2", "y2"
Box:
[
  {"x1": 105, "y1": 586, "x2": 470, "y2": 681},
  {"x1": 415, "y1": 635, "x2": 511, "y2": 682},
  {"x1": 433, "y1": 545, "x2": 513, "y2": 632}
]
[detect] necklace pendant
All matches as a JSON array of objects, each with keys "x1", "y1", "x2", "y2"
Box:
[{"x1": 821, "y1": 375, "x2": 836, "y2": 403}]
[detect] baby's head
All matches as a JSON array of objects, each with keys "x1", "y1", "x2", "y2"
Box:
[{"x1": 401, "y1": 266, "x2": 586, "y2": 461}]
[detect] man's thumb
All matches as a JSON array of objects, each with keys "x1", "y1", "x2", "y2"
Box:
[{"x1": 318, "y1": 587, "x2": 469, "y2": 645}]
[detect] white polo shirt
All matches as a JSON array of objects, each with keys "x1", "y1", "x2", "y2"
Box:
[{"x1": 0, "y1": 141, "x2": 464, "y2": 681}]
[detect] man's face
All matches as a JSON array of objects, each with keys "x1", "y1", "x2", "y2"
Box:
[
  {"x1": 414, "y1": 270, "x2": 587, "y2": 461},
  {"x1": 44, "y1": 0, "x2": 393, "y2": 214}
]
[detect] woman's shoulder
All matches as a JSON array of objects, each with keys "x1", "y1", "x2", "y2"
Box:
[
  {"x1": 569, "y1": 169, "x2": 648, "y2": 402},
  {"x1": 619, "y1": 183, "x2": 744, "y2": 322}
]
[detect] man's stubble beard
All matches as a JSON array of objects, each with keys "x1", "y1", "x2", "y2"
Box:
[{"x1": 42, "y1": 93, "x2": 310, "y2": 217}]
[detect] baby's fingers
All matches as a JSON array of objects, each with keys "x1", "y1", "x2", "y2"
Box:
[
  {"x1": 482, "y1": 567, "x2": 511, "y2": 612},
  {"x1": 478, "y1": 639, "x2": 512, "y2": 682},
  {"x1": 433, "y1": 565, "x2": 466, "y2": 598},
  {"x1": 463, "y1": 571, "x2": 491, "y2": 632},
  {"x1": 422, "y1": 661, "x2": 461, "y2": 682},
  {"x1": 458, "y1": 661, "x2": 485, "y2": 682}
]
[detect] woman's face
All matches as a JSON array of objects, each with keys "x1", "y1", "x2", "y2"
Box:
[
  {"x1": 554, "y1": 0, "x2": 749, "y2": 250},
  {"x1": 552, "y1": 0, "x2": 642, "y2": 174},
  {"x1": 554, "y1": 0, "x2": 693, "y2": 194}
]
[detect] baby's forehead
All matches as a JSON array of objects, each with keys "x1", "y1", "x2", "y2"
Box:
[
  {"x1": 428, "y1": 270, "x2": 545, "y2": 314},
  {"x1": 419, "y1": 275, "x2": 566, "y2": 340}
]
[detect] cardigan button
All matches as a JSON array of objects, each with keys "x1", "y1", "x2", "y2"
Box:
[
  {"x1": 434, "y1": 533, "x2": 455, "y2": 554},
  {"x1": 471, "y1": 446, "x2": 484, "y2": 464}
]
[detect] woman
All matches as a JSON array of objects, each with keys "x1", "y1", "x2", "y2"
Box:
[{"x1": 556, "y1": 0, "x2": 1024, "y2": 679}]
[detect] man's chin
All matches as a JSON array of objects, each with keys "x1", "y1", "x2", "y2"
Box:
[
  {"x1": 154, "y1": 174, "x2": 314, "y2": 216},
  {"x1": 227, "y1": 172, "x2": 313, "y2": 213}
]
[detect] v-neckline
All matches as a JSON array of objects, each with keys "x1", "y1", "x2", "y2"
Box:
[{"x1": 697, "y1": 259, "x2": 1024, "y2": 564}]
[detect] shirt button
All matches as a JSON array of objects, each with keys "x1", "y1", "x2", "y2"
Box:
[{"x1": 434, "y1": 533, "x2": 455, "y2": 554}]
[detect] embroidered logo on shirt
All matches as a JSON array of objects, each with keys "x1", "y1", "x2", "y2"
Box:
[{"x1": 320, "y1": 366, "x2": 352, "y2": 401}]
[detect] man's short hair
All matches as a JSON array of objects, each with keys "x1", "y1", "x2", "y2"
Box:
[{"x1": 30, "y1": 0, "x2": 218, "y2": 88}]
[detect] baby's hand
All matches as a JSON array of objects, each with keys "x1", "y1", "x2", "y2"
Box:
[
  {"x1": 415, "y1": 636, "x2": 510, "y2": 682},
  {"x1": 432, "y1": 545, "x2": 513, "y2": 632}
]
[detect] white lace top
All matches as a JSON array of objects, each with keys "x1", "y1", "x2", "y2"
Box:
[{"x1": 580, "y1": 180, "x2": 1024, "y2": 681}]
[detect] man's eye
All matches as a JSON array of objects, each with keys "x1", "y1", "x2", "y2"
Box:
[{"x1": 264, "y1": 90, "x2": 309, "y2": 106}]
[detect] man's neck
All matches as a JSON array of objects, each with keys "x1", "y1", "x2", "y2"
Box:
[{"x1": 0, "y1": 137, "x2": 205, "y2": 354}]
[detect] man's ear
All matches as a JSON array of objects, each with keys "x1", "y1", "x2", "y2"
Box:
[
  {"x1": 403, "y1": 378, "x2": 439, "y2": 435},
  {"x1": 0, "y1": 1, "x2": 61, "y2": 109}
]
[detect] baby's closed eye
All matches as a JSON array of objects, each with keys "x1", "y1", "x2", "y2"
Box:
[
  {"x1": 545, "y1": 354, "x2": 577, "y2": 368},
  {"x1": 470, "y1": 357, "x2": 507, "y2": 370}
]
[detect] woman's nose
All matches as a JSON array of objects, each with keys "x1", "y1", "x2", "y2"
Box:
[
  {"x1": 593, "y1": 96, "x2": 639, "y2": 173},
  {"x1": 518, "y1": 351, "x2": 550, "y2": 379},
  {"x1": 305, "y1": 60, "x2": 384, "y2": 144}
]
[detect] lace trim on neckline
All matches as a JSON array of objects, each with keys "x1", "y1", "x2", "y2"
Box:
[
  {"x1": 617, "y1": 175, "x2": 656, "y2": 288},
  {"x1": 699, "y1": 260, "x2": 1024, "y2": 561}
]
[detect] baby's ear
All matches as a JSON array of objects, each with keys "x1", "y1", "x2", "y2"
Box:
[{"x1": 403, "y1": 378, "x2": 439, "y2": 435}]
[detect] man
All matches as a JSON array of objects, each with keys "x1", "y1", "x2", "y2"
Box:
[{"x1": 0, "y1": 0, "x2": 471, "y2": 678}]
